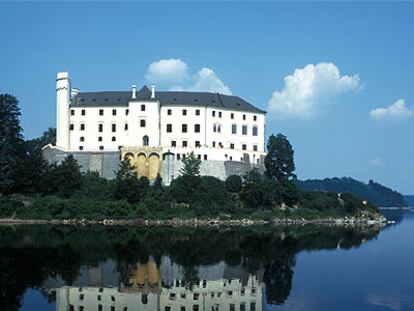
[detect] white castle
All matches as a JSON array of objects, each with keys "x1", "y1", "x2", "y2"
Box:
[{"x1": 47, "y1": 72, "x2": 267, "y2": 183}]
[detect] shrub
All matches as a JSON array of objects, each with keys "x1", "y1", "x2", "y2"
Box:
[{"x1": 225, "y1": 175, "x2": 243, "y2": 193}]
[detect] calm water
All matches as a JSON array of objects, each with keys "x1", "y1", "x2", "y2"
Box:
[{"x1": 2, "y1": 210, "x2": 414, "y2": 311}]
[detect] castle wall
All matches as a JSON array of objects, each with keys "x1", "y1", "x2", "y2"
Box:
[{"x1": 42, "y1": 145, "x2": 264, "y2": 184}]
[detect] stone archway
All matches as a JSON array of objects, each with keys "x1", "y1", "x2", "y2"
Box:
[
  {"x1": 148, "y1": 153, "x2": 160, "y2": 180},
  {"x1": 137, "y1": 153, "x2": 148, "y2": 177}
]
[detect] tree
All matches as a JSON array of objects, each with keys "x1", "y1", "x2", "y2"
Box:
[
  {"x1": 180, "y1": 152, "x2": 201, "y2": 177},
  {"x1": 55, "y1": 155, "x2": 82, "y2": 198},
  {"x1": 114, "y1": 159, "x2": 142, "y2": 203},
  {"x1": 225, "y1": 175, "x2": 243, "y2": 193},
  {"x1": 154, "y1": 173, "x2": 163, "y2": 190},
  {"x1": 0, "y1": 94, "x2": 25, "y2": 194},
  {"x1": 264, "y1": 134, "x2": 296, "y2": 183}
]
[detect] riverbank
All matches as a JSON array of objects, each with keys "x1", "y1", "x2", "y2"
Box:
[{"x1": 0, "y1": 214, "x2": 388, "y2": 226}]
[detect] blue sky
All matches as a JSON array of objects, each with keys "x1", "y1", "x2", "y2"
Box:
[{"x1": 1, "y1": 2, "x2": 413, "y2": 194}]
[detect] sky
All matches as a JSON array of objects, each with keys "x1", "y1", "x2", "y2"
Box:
[{"x1": 0, "y1": 2, "x2": 413, "y2": 194}]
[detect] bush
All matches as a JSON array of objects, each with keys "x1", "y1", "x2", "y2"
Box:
[{"x1": 225, "y1": 175, "x2": 243, "y2": 193}]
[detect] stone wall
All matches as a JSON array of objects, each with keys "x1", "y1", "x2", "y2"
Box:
[{"x1": 43, "y1": 145, "x2": 265, "y2": 184}]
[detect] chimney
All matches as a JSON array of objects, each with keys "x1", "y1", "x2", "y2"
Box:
[
  {"x1": 132, "y1": 85, "x2": 137, "y2": 99},
  {"x1": 151, "y1": 85, "x2": 155, "y2": 99}
]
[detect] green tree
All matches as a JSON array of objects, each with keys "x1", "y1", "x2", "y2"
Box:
[
  {"x1": 180, "y1": 152, "x2": 201, "y2": 176},
  {"x1": 114, "y1": 159, "x2": 142, "y2": 203},
  {"x1": 0, "y1": 94, "x2": 25, "y2": 194},
  {"x1": 225, "y1": 175, "x2": 243, "y2": 193},
  {"x1": 154, "y1": 173, "x2": 163, "y2": 190},
  {"x1": 55, "y1": 155, "x2": 82, "y2": 198},
  {"x1": 265, "y1": 134, "x2": 296, "y2": 183}
]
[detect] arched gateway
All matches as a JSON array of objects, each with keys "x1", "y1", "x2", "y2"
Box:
[{"x1": 121, "y1": 146, "x2": 163, "y2": 180}]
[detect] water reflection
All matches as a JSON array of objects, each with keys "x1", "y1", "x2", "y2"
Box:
[{"x1": 0, "y1": 225, "x2": 381, "y2": 311}]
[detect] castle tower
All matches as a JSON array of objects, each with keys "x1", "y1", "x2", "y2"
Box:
[{"x1": 56, "y1": 72, "x2": 71, "y2": 149}]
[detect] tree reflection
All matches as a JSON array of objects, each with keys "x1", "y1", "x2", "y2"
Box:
[{"x1": 0, "y1": 224, "x2": 381, "y2": 310}]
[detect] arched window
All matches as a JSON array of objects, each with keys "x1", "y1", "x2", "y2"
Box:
[{"x1": 143, "y1": 135, "x2": 149, "y2": 146}]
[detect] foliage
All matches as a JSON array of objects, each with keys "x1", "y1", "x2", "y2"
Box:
[
  {"x1": 225, "y1": 175, "x2": 243, "y2": 193},
  {"x1": 298, "y1": 177, "x2": 406, "y2": 207},
  {"x1": 265, "y1": 133, "x2": 296, "y2": 183},
  {"x1": 114, "y1": 159, "x2": 142, "y2": 203},
  {"x1": 180, "y1": 152, "x2": 201, "y2": 176},
  {"x1": 240, "y1": 169, "x2": 283, "y2": 209},
  {"x1": 54, "y1": 155, "x2": 82, "y2": 198},
  {"x1": 0, "y1": 94, "x2": 25, "y2": 194}
]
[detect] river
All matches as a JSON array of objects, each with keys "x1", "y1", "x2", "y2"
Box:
[{"x1": 1, "y1": 209, "x2": 413, "y2": 311}]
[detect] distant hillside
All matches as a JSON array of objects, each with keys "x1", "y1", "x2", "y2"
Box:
[
  {"x1": 297, "y1": 177, "x2": 406, "y2": 207},
  {"x1": 404, "y1": 195, "x2": 414, "y2": 207}
]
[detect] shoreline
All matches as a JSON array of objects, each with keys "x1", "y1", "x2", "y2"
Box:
[{"x1": 0, "y1": 215, "x2": 389, "y2": 227}]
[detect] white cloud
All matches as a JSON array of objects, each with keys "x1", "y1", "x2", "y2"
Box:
[
  {"x1": 370, "y1": 99, "x2": 413, "y2": 120},
  {"x1": 268, "y1": 62, "x2": 361, "y2": 118},
  {"x1": 369, "y1": 158, "x2": 384, "y2": 167},
  {"x1": 146, "y1": 59, "x2": 231, "y2": 95},
  {"x1": 145, "y1": 58, "x2": 189, "y2": 86}
]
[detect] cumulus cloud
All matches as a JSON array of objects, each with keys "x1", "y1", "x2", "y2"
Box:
[
  {"x1": 268, "y1": 62, "x2": 361, "y2": 118},
  {"x1": 370, "y1": 99, "x2": 413, "y2": 120},
  {"x1": 146, "y1": 59, "x2": 231, "y2": 95}
]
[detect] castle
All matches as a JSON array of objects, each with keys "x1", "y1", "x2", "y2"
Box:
[{"x1": 44, "y1": 72, "x2": 267, "y2": 183}]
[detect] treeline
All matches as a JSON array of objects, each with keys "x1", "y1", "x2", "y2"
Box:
[
  {"x1": 297, "y1": 177, "x2": 406, "y2": 207},
  {"x1": 0, "y1": 93, "x2": 380, "y2": 220}
]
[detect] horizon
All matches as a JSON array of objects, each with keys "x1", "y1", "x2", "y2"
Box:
[{"x1": 1, "y1": 2, "x2": 413, "y2": 194}]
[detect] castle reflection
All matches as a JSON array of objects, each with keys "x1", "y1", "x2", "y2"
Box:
[{"x1": 46, "y1": 258, "x2": 264, "y2": 311}]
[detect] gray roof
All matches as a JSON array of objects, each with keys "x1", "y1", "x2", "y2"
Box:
[{"x1": 71, "y1": 86, "x2": 266, "y2": 114}]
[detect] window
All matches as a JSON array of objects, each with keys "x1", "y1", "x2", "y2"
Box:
[
  {"x1": 231, "y1": 124, "x2": 237, "y2": 134},
  {"x1": 80, "y1": 124, "x2": 85, "y2": 131},
  {"x1": 99, "y1": 109, "x2": 104, "y2": 116},
  {"x1": 80, "y1": 136, "x2": 84, "y2": 142},
  {"x1": 195, "y1": 141, "x2": 200, "y2": 147},
  {"x1": 253, "y1": 115, "x2": 257, "y2": 121},
  {"x1": 242, "y1": 144, "x2": 247, "y2": 150},
  {"x1": 195, "y1": 109, "x2": 200, "y2": 116},
  {"x1": 112, "y1": 109, "x2": 116, "y2": 116},
  {"x1": 97, "y1": 295, "x2": 102, "y2": 301},
  {"x1": 167, "y1": 109, "x2": 172, "y2": 115},
  {"x1": 212, "y1": 141, "x2": 216, "y2": 147},
  {"x1": 112, "y1": 136, "x2": 116, "y2": 142},
  {"x1": 230, "y1": 143, "x2": 234, "y2": 149},
  {"x1": 243, "y1": 114, "x2": 246, "y2": 120},
  {"x1": 219, "y1": 111, "x2": 222, "y2": 118},
  {"x1": 204, "y1": 154, "x2": 207, "y2": 160},
  {"x1": 112, "y1": 124, "x2": 116, "y2": 132},
  {"x1": 230, "y1": 113, "x2": 234, "y2": 119},
  {"x1": 182, "y1": 124, "x2": 187, "y2": 133},
  {"x1": 143, "y1": 135, "x2": 149, "y2": 146},
  {"x1": 171, "y1": 140, "x2": 176, "y2": 147},
  {"x1": 194, "y1": 124, "x2": 200, "y2": 133},
  {"x1": 81, "y1": 109, "x2": 85, "y2": 116},
  {"x1": 253, "y1": 126, "x2": 258, "y2": 136},
  {"x1": 141, "y1": 104, "x2": 146, "y2": 111},
  {"x1": 253, "y1": 145, "x2": 258, "y2": 151},
  {"x1": 197, "y1": 154, "x2": 201, "y2": 160},
  {"x1": 71, "y1": 110, "x2": 75, "y2": 116},
  {"x1": 99, "y1": 146, "x2": 104, "y2": 150},
  {"x1": 140, "y1": 119, "x2": 146, "y2": 127},
  {"x1": 124, "y1": 123, "x2": 128, "y2": 131},
  {"x1": 79, "y1": 146, "x2": 83, "y2": 150},
  {"x1": 251, "y1": 303, "x2": 256, "y2": 311},
  {"x1": 240, "y1": 303, "x2": 246, "y2": 311},
  {"x1": 70, "y1": 124, "x2": 74, "y2": 131},
  {"x1": 98, "y1": 124, "x2": 103, "y2": 132},
  {"x1": 167, "y1": 124, "x2": 172, "y2": 133},
  {"x1": 229, "y1": 304, "x2": 235, "y2": 311},
  {"x1": 212, "y1": 111, "x2": 216, "y2": 117},
  {"x1": 242, "y1": 125, "x2": 247, "y2": 135},
  {"x1": 182, "y1": 141, "x2": 188, "y2": 147},
  {"x1": 126, "y1": 109, "x2": 129, "y2": 116},
  {"x1": 213, "y1": 124, "x2": 217, "y2": 132},
  {"x1": 177, "y1": 154, "x2": 181, "y2": 160},
  {"x1": 182, "y1": 109, "x2": 187, "y2": 116},
  {"x1": 98, "y1": 136, "x2": 102, "y2": 142}
]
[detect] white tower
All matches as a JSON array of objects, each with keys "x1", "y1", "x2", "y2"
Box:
[{"x1": 56, "y1": 72, "x2": 71, "y2": 150}]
